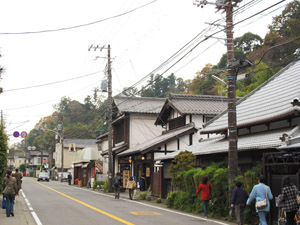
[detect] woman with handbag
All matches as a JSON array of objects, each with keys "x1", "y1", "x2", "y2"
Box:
[
  {"x1": 246, "y1": 175, "x2": 273, "y2": 225},
  {"x1": 281, "y1": 176, "x2": 299, "y2": 225}
]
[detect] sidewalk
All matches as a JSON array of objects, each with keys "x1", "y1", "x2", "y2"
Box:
[{"x1": 0, "y1": 193, "x2": 36, "y2": 225}]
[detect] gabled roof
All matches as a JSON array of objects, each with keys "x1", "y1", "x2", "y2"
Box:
[
  {"x1": 113, "y1": 96, "x2": 166, "y2": 114},
  {"x1": 201, "y1": 60, "x2": 300, "y2": 134},
  {"x1": 155, "y1": 94, "x2": 228, "y2": 125},
  {"x1": 157, "y1": 127, "x2": 298, "y2": 161},
  {"x1": 117, "y1": 123, "x2": 197, "y2": 157}
]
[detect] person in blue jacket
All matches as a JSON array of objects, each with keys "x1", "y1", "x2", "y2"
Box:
[{"x1": 246, "y1": 175, "x2": 273, "y2": 225}]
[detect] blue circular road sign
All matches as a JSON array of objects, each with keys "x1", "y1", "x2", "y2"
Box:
[{"x1": 13, "y1": 131, "x2": 20, "y2": 138}]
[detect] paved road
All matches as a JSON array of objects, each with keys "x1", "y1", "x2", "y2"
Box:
[{"x1": 22, "y1": 177, "x2": 229, "y2": 225}]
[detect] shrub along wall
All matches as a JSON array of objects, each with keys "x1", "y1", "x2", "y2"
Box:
[{"x1": 166, "y1": 163, "x2": 262, "y2": 224}]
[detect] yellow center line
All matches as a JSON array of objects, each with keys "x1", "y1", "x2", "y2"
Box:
[{"x1": 35, "y1": 181, "x2": 134, "y2": 225}]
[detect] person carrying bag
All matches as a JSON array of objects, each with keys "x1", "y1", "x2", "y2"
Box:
[{"x1": 246, "y1": 175, "x2": 273, "y2": 225}]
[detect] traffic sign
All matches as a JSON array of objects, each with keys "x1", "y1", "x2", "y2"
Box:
[
  {"x1": 21, "y1": 131, "x2": 27, "y2": 138},
  {"x1": 13, "y1": 131, "x2": 20, "y2": 138}
]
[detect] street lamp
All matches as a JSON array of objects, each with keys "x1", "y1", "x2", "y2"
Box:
[{"x1": 27, "y1": 146, "x2": 37, "y2": 172}]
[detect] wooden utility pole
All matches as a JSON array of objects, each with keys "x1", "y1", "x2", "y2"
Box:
[
  {"x1": 224, "y1": 1, "x2": 238, "y2": 199},
  {"x1": 88, "y1": 44, "x2": 113, "y2": 192},
  {"x1": 195, "y1": 0, "x2": 240, "y2": 202},
  {"x1": 107, "y1": 44, "x2": 113, "y2": 192}
]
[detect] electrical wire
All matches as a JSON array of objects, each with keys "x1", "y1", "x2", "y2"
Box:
[
  {"x1": 112, "y1": 0, "x2": 288, "y2": 109},
  {"x1": 3, "y1": 71, "x2": 103, "y2": 92},
  {"x1": 255, "y1": 35, "x2": 300, "y2": 66},
  {"x1": 0, "y1": 0, "x2": 158, "y2": 35}
]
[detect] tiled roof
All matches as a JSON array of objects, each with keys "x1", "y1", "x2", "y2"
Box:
[
  {"x1": 113, "y1": 96, "x2": 166, "y2": 114},
  {"x1": 167, "y1": 94, "x2": 228, "y2": 115},
  {"x1": 155, "y1": 94, "x2": 228, "y2": 125},
  {"x1": 117, "y1": 124, "x2": 196, "y2": 157},
  {"x1": 157, "y1": 127, "x2": 295, "y2": 161},
  {"x1": 202, "y1": 60, "x2": 300, "y2": 134}
]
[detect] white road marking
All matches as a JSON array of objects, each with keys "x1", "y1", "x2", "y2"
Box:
[{"x1": 20, "y1": 189, "x2": 43, "y2": 225}]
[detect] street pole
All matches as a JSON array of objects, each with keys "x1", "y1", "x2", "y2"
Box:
[
  {"x1": 88, "y1": 44, "x2": 113, "y2": 192},
  {"x1": 107, "y1": 44, "x2": 113, "y2": 192},
  {"x1": 225, "y1": 1, "x2": 238, "y2": 201},
  {"x1": 194, "y1": 0, "x2": 239, "y2": 202}
]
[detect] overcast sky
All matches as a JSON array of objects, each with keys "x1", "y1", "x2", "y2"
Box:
[{"x1": 0, "y1": 0, "x2": 293, "y2": 145}]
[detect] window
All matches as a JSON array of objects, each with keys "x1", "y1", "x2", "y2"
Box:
[
  {"x1": 169, "y1": 117, "x2": 185, "y2": 130},
  {"x1": 189, "y1": 133, "x2": 193, "y2": 146},
  {"x1": 204, "y1": 115, "x2": 216, "y2": 123},
  {"x1": 114, "y1": 123, "x2": 124, "y2": 144}
]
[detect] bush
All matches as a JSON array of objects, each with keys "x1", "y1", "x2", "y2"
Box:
[
  {"x1": 139, "y1": 192, "x2": 147, "y2": 200},
  {"x1": 166, "y1": 191, "x2": 179, "y2": 208},
  {"x1": 102, "y1": 179, "x2": 109, "y2": 192},
  {"x1": 168, "y1": 162, "x2": 262, "y2": 223},
  {"x1": 93, "y1": 180, "x2": 104, "y2": 189},
  {"x1": 156, "y1": 198, "x2": 161, "y2": 203}
]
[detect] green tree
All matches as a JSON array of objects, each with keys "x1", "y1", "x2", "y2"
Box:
[
  {"x1": 169, "y1": 151, "x2": 196, "y2": 188},
  {"x1": 234, "y1": 32, "x2": 263, "y2": 54},
  {"x1": 0, "y1": 123, "x2": 8, "y2": 193},
  {"x1": 262, "y1": 0, "x2": 300, "y2": 66}
]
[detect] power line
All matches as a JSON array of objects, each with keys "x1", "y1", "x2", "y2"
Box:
[
  {"x1": 112, "y1": 0, "x2": 288, "y2": 111},
  {"x1": 3, "y1": 71, "x2": 102, "y2": 92},
  {"x1": 0, "y1": 0, "x2": 157, "y2": 35}
]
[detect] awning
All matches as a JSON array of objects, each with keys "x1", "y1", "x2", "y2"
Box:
[
  {"x1": 74, "y1": 163, "x2": 83, "y2": 167},
  {"x1": 118, "y1": 124, "x2": 196, "y2": 157},
  {"x1": 82, "y1": 163, "x2": 89, "y2": 168},
  {"x1": 157, "y1": 127, "x2": 294, "y2": 161}
]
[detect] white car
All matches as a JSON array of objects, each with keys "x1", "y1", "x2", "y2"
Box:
[{"x1": 37, "y1": 172, "x2": 50, "y2": 182}]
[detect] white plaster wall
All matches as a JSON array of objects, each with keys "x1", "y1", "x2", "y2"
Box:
[
  {"x1": 130, "y1": 113, "x2": 164, "y2": 147},
  {"x1": 55, "y1": 143, "x2": 61, "y2": 169}
]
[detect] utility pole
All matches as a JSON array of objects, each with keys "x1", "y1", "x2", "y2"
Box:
[
  {"x1": 107, "y1": 44, "x2": 113, "y2": 193},
  {"x1": 88, "y1": 44, "x2": 113, "y2": 192},
  {"x1": 224, "y1": 1, "x2": 238, "y2": 200},
  {"x1": 58, "y1": 122, "x2": 64, "y2": 174},
  {"x1": 194, "y1": 0, "x2": 240, "y2": 202},
  {"x1": 1, "y1": 110, "x2": 3, "y2": 125}
]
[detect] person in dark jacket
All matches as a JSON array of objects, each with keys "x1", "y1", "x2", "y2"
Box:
[
  {"x1": 231, "y1": 180, "x2": 249, "y2": 225},
  {"x1": 195, "y1": 176, "x2": 212, "y2": 218},
  {"x1": 12, "y1": 169, "x2": 22, "y2": 194},
  {"x1": 281, "y1": 176, "x2": 299, "y2": 225},
  {"x1": 3, "y1": 171, "x2": 18, "y2": 217},
  {"x1": 138, "y1": 174, "x2": 146, "y2": 191},
  {"x1": 114, "y1": 172, "x2": 122, "y2": 199},
  {"x1": 67, "y1": 173, "x2": 72, "y2": 185}
]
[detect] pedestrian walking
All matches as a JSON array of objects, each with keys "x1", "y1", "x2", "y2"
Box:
[
  {"x1": 246, "y1": 175, "x2": 273, "y2": 225},
  {"x1": 126, "y1": 176, "x2": 136, "y2": 200},
  {"x1": 114, "y1": 172, "x2": 122, "y2": 199},
  {"x1": 231, "y1": 180, "x2": 249, "y2": 225},
  {"x1": 67, "y1": 173, "x2": 72, "y2": 185},
  {"x1": 280, "y1": 176, "x2": 299, "y2": 225},
  {"x1": 138, "y1": 174, "x2": 146, "y2": 191},
  {"x1": 3, "y1": 171, "x2": 18, "y2": 217},
  {"x1": 12, "y1": 169, "x2": 23, "y2": 194},
  {"x1": 195, "y1": 176, "x2": 212, "y2": 218}
]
